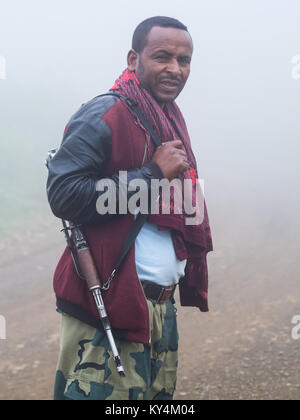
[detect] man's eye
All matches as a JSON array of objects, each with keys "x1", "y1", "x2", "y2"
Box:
[{"x1": 179, "y1": 58, "x2": 191, "y2": 65}]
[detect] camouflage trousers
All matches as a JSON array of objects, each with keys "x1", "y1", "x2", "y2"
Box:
[{"x1": 54, "y1": 298, "x2": 179, "y2": 400}]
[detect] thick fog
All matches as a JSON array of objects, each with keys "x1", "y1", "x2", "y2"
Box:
[
  {"x1": 0, "y1": 0, "x2": 299, "y2": 265},
  {"x1": 0, "y1": 0, "x2": 300, "y2": 401}
]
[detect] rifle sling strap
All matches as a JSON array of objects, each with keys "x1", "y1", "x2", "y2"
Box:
[{"x1": 96, "y1": 93, "x2": 163, "y2": 288}]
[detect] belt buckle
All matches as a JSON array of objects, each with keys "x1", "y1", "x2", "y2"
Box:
[{"x1": 156, "y1": 286, "x2": 174, "y2": 304}]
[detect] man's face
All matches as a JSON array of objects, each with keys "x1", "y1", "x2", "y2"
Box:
[{"x1": 128, "y1": 26, "x2": 193, "y2": 107}]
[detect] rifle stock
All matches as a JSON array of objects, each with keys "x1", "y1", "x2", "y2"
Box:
[
  {"x1": 67, "y1": 222, "x2": 126, "y2": 377},
  {"x1": 76, "y1": 248, "x2": 101, "y2": 290}
]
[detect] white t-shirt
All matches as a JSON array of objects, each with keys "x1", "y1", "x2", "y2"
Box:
[{"x1": 134, "y1": 220, "x2": 187, "y2": 287}]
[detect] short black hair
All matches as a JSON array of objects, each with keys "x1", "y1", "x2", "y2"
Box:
[{"x1": 132, "y1": 16, "x2": 189, "y2": 53}]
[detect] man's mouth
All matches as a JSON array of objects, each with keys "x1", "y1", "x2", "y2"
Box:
[{"x1": 159, "y1": 80, "x2": 180, "y2": 92}]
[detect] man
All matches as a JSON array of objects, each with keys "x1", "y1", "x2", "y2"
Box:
[{"x1": 47, "y1": 16, "x2": 213, "y2": 400}]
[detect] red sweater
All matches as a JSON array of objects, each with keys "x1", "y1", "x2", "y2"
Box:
[{"x1": 48, "y1": 95, "x2": 210, "y2": 344}]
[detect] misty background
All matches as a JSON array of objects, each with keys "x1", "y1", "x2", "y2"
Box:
[
  {"x1": 0, "y1": 0, "x2": 299, "y2": 400},
  {"x1": 1, "y1": 0, "x2": 299, "y2": 249}
]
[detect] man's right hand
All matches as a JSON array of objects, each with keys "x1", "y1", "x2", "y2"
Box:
[{"x1": 152, "y1": 140, "x2": 190, "y2": 181}]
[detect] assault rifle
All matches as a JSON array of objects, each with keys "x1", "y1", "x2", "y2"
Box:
[{"x1": 45, "y1": 149, "x2": 125, "y2": 377}]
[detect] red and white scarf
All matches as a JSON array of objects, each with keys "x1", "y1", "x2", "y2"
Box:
[{"x1": 111, "y1": 69, "x2": 213, "y2": 309}]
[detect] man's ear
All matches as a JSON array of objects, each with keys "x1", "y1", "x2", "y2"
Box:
[{"x1": 127, "y1": 49, "x2": 139, "y2": 71}]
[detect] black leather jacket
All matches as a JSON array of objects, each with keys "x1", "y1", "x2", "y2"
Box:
[{"x1": 46, "y1": 95, "x2": 163, "y2": 225}]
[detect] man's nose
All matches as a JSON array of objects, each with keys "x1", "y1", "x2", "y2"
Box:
[{"x1": 166, "y1": 59, "x2": 181, "y2": 77}]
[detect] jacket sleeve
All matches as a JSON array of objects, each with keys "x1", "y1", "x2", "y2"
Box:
[{"x1": 46, "y1": 98, "x2": 163, "y2": 225}]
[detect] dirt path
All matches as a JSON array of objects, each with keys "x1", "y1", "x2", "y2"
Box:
[{"x1": 0, "y1": 219, "x2": 299, "y2": 400}]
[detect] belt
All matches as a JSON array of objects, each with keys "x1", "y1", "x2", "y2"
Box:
[{"x1": 141, "y1": 281, "x2": 177, "y2": 304}]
